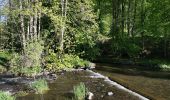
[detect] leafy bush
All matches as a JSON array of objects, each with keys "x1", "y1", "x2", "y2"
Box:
[
  {"x1": 45, "y1": 53, "x2": 90, "y2": 72},
  {"x1": 9, "y1": 40, "x2": 44, "y2": 76},
  {"x1": 126, "y1": 43, "x2": 141, "y2": 58},
  {"x1": 136, "y1": 59, "x2": 170, "y2": 71},
  {"x1": 10, "y1": 40, "x2": 44, "y2": 68},
  {"x1": 10, "y1": 66, "x2": 42, "y2": 77},
  {"x1": 73, "y1": 82, "x2": 88, "y2": 100},
  {"x1": 0, "y1": 91, "x2": 15, "y2": 100},
  {"x1": 0, "y1": 51, "x2": 12, "y2": 60},
  {"x1": 0, "y1": 51, "x2": 12, "y2": 72},
  {"x1": 111, "y1": 38, "x2": 142, "y2": 58},
  {"x1": 158, "y1": 64, "x2": 170, "y2": 71},
  {"x1": 0, "y1": 65, "x2": 7, "y2": 73},
  {"x1": 30, "y1": 79, "x2": 49, "y2": 94},
  {"x1": 24, "y1": 40, "x2": 44, "y2": 67}
]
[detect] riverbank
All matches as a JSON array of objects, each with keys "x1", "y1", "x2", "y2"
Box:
[{"x1": 94, "y1": 57, "x2": 170, "y2": 72}]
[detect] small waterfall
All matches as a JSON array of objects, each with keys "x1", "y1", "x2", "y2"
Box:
[{"x1": 87, "y1": 70, "x2": 149, "y2": 100}]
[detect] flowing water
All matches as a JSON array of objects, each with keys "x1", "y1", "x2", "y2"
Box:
[
  {"x1": 16, "y1": 63, "x2": 170, "y2": 100},
  {"x1": 17, "y1": 70, "x2": 144, "y2": 100},
  {"x1": 94, "y1": 63, "x2": 170, "y2": 100}
]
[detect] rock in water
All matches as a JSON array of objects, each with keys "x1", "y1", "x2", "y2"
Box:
[
  {"x1": 87, "y1": 92, "x2": 94, "y2": 100},
  {"x1": 108, "y1": 92, "x2": 113, "y2": 96},
  {"x1": 89, "y1": 63, "x2": 96, "y2": 69}
]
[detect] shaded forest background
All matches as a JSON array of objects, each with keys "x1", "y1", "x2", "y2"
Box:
[{"x1": 0, "y1": 0, "x2": 170, "y2": 73}]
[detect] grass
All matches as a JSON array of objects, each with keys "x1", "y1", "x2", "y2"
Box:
[
  {"x1": 73, "y1": 82, "x2": 88, "y2": 100},
  {"x1": 14, "y1": 91, "x2": 28, "y2": 97},
  {"x1": 0, "y1": 91, "x2": 15, "y2": 100},
  {"x1": 30, "y1": 79, "x2": 49, "y2": 94}
]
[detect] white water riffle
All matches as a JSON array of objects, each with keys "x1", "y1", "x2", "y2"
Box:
[{"x1": 87, "y1": 70, "x2": 149, "y2": 100}]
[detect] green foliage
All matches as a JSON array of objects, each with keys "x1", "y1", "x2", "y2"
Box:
[
  {"x1": 45, "y1": 53, "x2": 90, "y2": 72},
  {"x1": 125, "y1": 43, "x2": 141, "y2": 58},
  {"x1": 0, "y1": 51, "x2": 12, "y2": 60},
  {"x1": 0, "y1": 51, "x2": 12, "y2": 73},
  {"x1": 137, "y1": 59, "x2": 170, "y2": 71},
  {"x1": 0, "y1": 65, "x2": 6, "y2": 73},
  {"x1": 62, "y1": 0, "x2": 100, "y2": 60},
  {"x1": 0, "y1": 91, "x2": 15, "y2": 100},
  {"x1": 30, "y1": 79, "x2": 49, "y2": 94},
  {"x1": 24, "y1": 40, "x2": 44, "y2": 67},
  {"x1": 73, "y1": 82, "x2": 88, "y2": 100},
  {"x1": 159, "y1": 64, "x2": 170, "y2": 71},
  {"x1": 10, "y1": 66, "x2": 42, "y2": 77},
  {"x1": 111, "y1": 38, "x2": 142, "y2": 58},
  {"x1": 14, "y1": 91, "x2": 28, "y2": 97},
  {"x1": 9, "y1": 40, "x2": 44, "y2": 76}
]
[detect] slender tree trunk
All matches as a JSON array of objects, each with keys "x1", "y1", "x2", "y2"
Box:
[
  {"x1": 98, "y1": 0, "x2": 102, "y2": 34},
  {"x1": 59, "y1": 0, "x2": 67, "y2": 56},
  {"x1": 29, "y1": 0, "x2": 33, "y2": 40},
  {"x1": 38, "y1": 11, "x2": 41, "y2": 39},
  {"x1": 132, "y1": 0, "x2": 137, "y2": 37},
  {"x1": 141, "y1": 0, "x2": 145, "y2": 50},
  {"x1": 27, "y1": 21, "x2": 30, "y2": 41},
  {"x1": 121, "y1": 0, "x2": 125, "y2": 37},
  {"x1": 164, "y1": 27, "x2": 167, "y2": 58},
  {"x1": 34, "y1": 14, "x2": 37, "y2": 40},
  {"x1": 19, "y1": 0, "x2": 26, "y2": 52},
  {"x1": 27, "y1": 0, "x2": 30, "y2": 41},
  {"x1": 33, "y1": 0, "x2": 38, "y2": 40},
  {"x1": 112, "y1": 0, "x2": 119, "y2": 37},
  {"x1": 30, "y1": 17, "x2": 33, "y2": 40},
  {"x1": 127, "y1": 0, "x2": 131, "y2": 37}
]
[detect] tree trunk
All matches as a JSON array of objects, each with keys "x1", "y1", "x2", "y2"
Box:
[
  {"x1": 127, "y1": 0, "x2": 131, "y2": 37},
  {"x1": 19, "y1": 0, "x2": 26, "y2": 53},
  {"x1": 59, "y1": 0, "x2": 67, "y2": 56},
  {"x1": 121, "y1": 0, "x2": 125, "y2": 37},
  {"x1": 131, "y1": 0, "x2": 137, "y2": 37},
  {"x1": 29, "y1": 0, "x2": 34, "y2": 40},
  {"x1": 27, "y1": 21, "x2": 30, "y2": 41},
  {"x1": 33, "y1": 0, "x2": 38, "y2": 40},
  {"x1": 38, "y1": 11, "x2": 41, "y2": 39},
  {"x1": 164, "y1": 27, "x2": 167, "y2": 58},
  {"x1": 141, "y1": 0, "x2": 145, "y2": 50}
]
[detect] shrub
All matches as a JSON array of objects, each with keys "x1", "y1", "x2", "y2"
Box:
[
  {"x1": 158, "y1": 64, "x2": 170, "y2": 71},
  {"x1": 0, "y1": 91, "x2": 15, "y2": 100},
  {"x1": 0, "y1": 51, "x2": 12, "y2": 72},
  {"x1": 30, "y1": 79, "x2": 49, "y2": 94},
  {"x1": 126, "y1": 43, "x2": 141, "y2": 58},
  {"x1": 9, "y1": 40, "x2": 44, "y2": 76},
  {"x1": 24, "y1": 40, "x2": 44, "y2": 67},
  {"x1": 73, "y1": 82, "x2": 88, "y2": 100},
  {"x1": 10, "y1": 66, "x2": 42, "y2": 77},
  {"x1": 0, "y1": 51, "x2": 12, "y2": 60},
  {"x1": 0, "y1": 65, "x2": 7, "y2": 73},
  {"x1": 45, "y1": 53, "x2": 90, "y2": 72}
]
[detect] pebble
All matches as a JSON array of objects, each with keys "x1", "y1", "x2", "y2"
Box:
[
  {"x1": 87, "y1": 92, "x2": 94, "y2": 100},
  {"x1": 108, "y1": 92, "x2": 114, "y2": 96}
]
